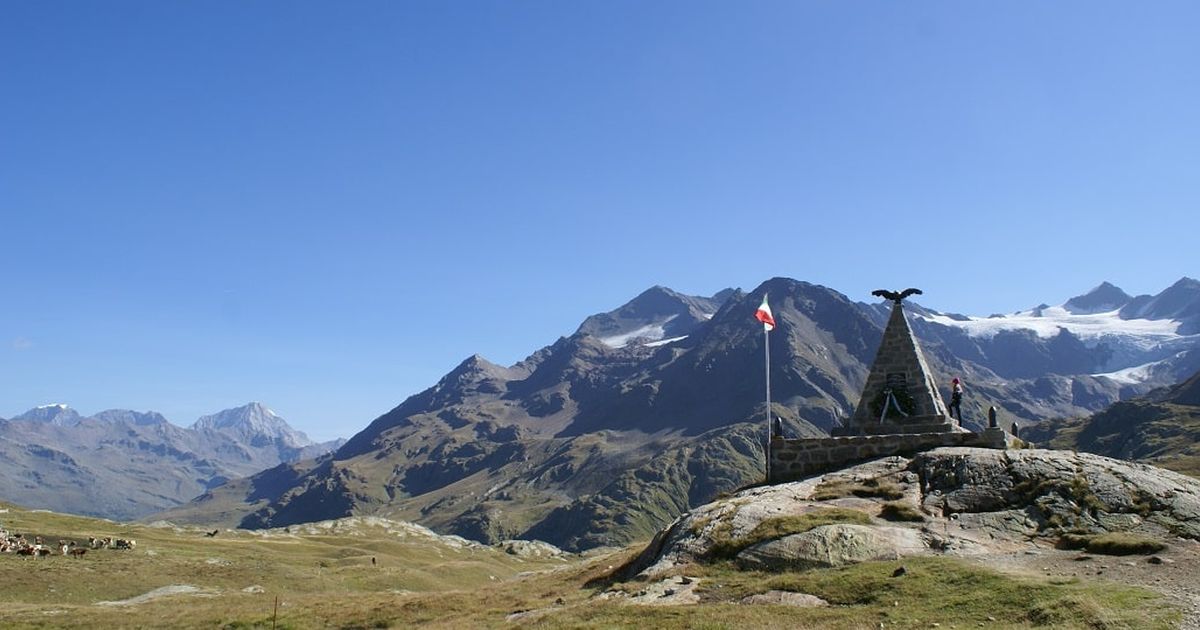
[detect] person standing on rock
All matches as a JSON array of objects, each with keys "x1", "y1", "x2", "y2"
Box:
[{"x1": 949, "y1": 378, "x2": 963, "y2": 422}]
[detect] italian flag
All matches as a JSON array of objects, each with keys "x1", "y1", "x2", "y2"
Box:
[{"x1": 755, "y1": 295, "x2": 776, "y2": 331}]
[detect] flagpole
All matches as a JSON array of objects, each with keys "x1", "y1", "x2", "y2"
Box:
[
  {"x1": 754, "y1": 294, "x2": 775, "y2": 483},
  {"x1": 764, "y1": 319, "x2": 771, "y2": 482}
]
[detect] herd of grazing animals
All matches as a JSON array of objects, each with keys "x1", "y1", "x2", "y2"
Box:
[{"x1": 0, "y1": 524, "x2": 135, "y2": 558}]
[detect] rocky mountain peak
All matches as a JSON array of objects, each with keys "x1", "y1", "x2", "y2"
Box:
[
  {"x1": 576, "y1": 285, "x2": 731, "y2": 348},
  {"x1": 12, "y1": 403, "x2": 82, "y2": 427},
  {"x1": 92, "y1": 409, "x2": 170, "y2": 426},
  {"x1": 1119, "y1": 276, "x2": 1200, "y2": 327},
  {"x1": 447, "y1": 354, "x2": 505, "y2": 379},
  {"x1": 192, "y1": 402, "x2": 313, "y2": 448},
  {"x1": 1063, "y1": 281, "x2": 1132, "y2": 314}
]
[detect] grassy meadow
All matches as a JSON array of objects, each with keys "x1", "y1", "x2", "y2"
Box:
[{"x1": 0, "y1": 502, "x2": 1180, "y2": 629}]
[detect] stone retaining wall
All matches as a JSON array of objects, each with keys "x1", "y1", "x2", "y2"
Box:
[{"x1": 768, "y1": 428, "x2": 1009, "y2": 483}]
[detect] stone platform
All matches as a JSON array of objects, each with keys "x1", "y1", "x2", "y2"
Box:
[{"x1": 768, "y1": 427, "x2": 1011, "y2": 483}]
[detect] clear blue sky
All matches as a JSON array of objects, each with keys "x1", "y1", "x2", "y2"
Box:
[{"x1": 3, "y1": 2, "x2": 1197, "y2": 440}]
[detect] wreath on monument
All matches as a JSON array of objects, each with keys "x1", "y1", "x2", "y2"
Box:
[{"x1": 870, "y1": 386, "x2": 916, "y2": 420}]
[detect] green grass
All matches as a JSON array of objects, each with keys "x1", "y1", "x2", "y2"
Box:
[
  {"x1": 1087, "y1": 533, "x2": 1168, "y2": 555},
  {"x1": 0, "y1": 502, "x2": 570, "y2": 628},
  {"x1": 686, "y1": 556, "x2": 1177, "y2": 630},
  {"x1": 1058, "y1": 532, "x2": 1167, "y2": 555},
  {"x1": 708, "y1": 508, "x2": 872, "y2": 559},
  {"x1": 812, "y1": 476, "x2": 905, "y2": 501},
  {"x1": 878, "y1": 501, "x2": 925, "y2": 522}
]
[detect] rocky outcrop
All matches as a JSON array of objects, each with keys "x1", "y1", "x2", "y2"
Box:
[
  {"x1": 737, "y1": 523, "x2": 925, "y2": 571},
  {"x1": 627, "y1": 447, "x2": 1200, "y2": 577},
  {"x1": 498, "y1": 539, "x2": 568, "y2": 558}
]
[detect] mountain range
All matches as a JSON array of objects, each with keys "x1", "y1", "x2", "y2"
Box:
[
  {"x1": 1023, "y1": 368, "x2": 1200, "y2": 478},
  {"x1": 0, "y1": 402, "x2": 344, "y2": 520},
  {"x1": 154, "y1": 277, "x2": 1200, "y2": 551}
]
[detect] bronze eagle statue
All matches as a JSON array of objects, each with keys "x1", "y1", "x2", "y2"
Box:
[{"x1": 872, "y1": 288, "x2": 923, "y2": 304}]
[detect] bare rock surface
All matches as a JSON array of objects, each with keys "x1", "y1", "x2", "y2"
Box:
[
  {"x1": 738, "y1": 524, "x2": 925, "y2": 571},
  {"x1": 498, "y1": 539, "x2": 568, "y2": 558},
  {"x1": 96, "y1": 585, "x2": 211, "y2": 606},
  {"x1": 628, "y1": 448, "x2": 1200, "y2": 579},
  {"x1": 596, "y1": 576, "x2": 703, "y2": 606},
  {"x1": 739, "y1": 590, "x2": 829, "y2": 607}
]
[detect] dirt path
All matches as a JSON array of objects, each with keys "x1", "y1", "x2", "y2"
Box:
[
  {"x1": 975, "y1": 540, "x2": 1200, "y2": 630},
  {"x1": 95, "y1": 585, "x2": 212, "y2": 606}
]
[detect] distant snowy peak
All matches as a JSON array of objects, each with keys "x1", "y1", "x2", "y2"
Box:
[
  {"x1": 12, "y1": 404, "x2": 82, "y2": 427},
  {"x1": 578, "y1": 285, "x2": 731, "y2": 348},
  {"x1": 921, "y1": 277, "x2": 1199, "y2": 342},
  {"x1": 192, "y1": 402, "x2": 314, "y2": 448},
  {"x1": 1063, "y1": 282, "x2": 1132, "y2": 315}
]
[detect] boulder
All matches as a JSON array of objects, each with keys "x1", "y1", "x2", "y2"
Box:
[
  {"x1": 740, "y1": 590, "x2": 829, "y2": 607},
  {"x1": 737, "y1": 524, "x2": 926, "y2": 571}
]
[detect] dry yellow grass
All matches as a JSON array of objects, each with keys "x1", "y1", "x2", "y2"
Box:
[{"x1": 0, "y1": 502, "x2": 1182, "y2": 629}]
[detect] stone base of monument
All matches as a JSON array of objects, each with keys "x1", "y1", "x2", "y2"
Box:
[
  {"x1": 830, "y1": 414, "x2": 966, "y2": 437},
  {"x1": 768, "y1": 427, "x2": 1011, "y2": 484}
]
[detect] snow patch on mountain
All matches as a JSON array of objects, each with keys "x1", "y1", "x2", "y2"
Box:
[
  {"x1": 919, "y1": 307, "x2": 1183, "y2": 346},
  {"x1": 1092, "y1": 360, "x2": 1163, "y2": 385},
  {"x1": 645, "y1": 335, "x2": 689, "y2": 348},
  {"x1": 599, "y1": 315, "x2": 678, "y2": 348}
]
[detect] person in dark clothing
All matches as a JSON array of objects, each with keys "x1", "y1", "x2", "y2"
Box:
[{"x1": 948, "y1": 377, "x2": 963, "y2": 422}]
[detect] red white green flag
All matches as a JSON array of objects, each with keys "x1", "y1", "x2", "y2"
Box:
[{"x1": 755, "y1": 296, "x2": 776, "y2": 331}]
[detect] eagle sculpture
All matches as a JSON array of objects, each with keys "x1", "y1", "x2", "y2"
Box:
[{"x1": 872, "y1": 288, "x2": 923, "y2": 304}]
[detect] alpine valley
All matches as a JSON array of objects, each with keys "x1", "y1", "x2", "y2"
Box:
[{"x1": 151, "y1": 276, "x2": 1200, "y2": 551}]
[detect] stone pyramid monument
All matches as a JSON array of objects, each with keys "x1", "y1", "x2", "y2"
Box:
[
  {"x1": 833, "y1": 289, "x2": 957, "y2": 436},
  {"x1": 770, "y1": 288, "x2": 1009, "y2": 483}
]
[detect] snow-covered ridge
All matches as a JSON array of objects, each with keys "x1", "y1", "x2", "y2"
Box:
[{"x1": 918, "y1": 306, "x2": 1183, "y2": 346}]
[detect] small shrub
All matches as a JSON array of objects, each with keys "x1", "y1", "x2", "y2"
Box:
[
  {"x1": 857, "y1": 478, "x2": 905, "y2": 500},
  {"x1": 879, "y1": 501, "x2": 925, "y2": 522},
  {"x1": 1056, "y1": 533, "x2": 1093, "y2": 550},
  {"x1": 813, "y1": 476, "x2": 904, "y2": 501},
  {"x1": 1086, "y1": 533, "x2": 1166, "y2": 556},
  {"x1": 1131, "y1": 490, "x2": 1156, "y2": 517},
  {"x1": 689, "y1": 515, "x2": 714, "y2": 536},
  {"x1": 1058, "y1": 532, "x2": 1167, "y2": 555},
  {"x1": 1068, "y1": 475, "x2": 1108, "y2": 514},
  {"x1": 812, "y1": 479, "x2": 854, "y2": 501}
]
